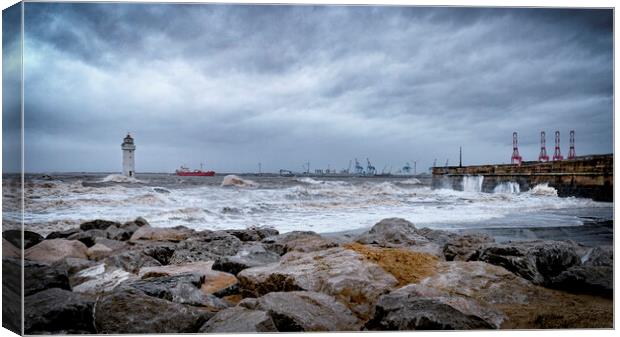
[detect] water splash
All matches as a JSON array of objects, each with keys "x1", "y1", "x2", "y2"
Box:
[
  {"x1": 493, "y1": 182, "x2": 520, "y2": 194},
  {"x1": 462, "y1": 175, "x2": 484, "y2": 193},
  {"x1": 527, "y1": 183, "x2": 558, "y2": 197}
]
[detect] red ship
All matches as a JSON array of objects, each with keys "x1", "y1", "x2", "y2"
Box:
[{"x1": 175, "y1": 165, "x2": 215, "y2": 176}]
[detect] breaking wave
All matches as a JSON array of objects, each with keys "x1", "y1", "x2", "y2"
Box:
[
  {"x1": 527, "y1": 183, "x2": 558, "y2": 197},
  {"x1": 101, "y1": 174, "x2": 142, "y2": 183},
  {"x1": 221, "y1": 175, "x2": 258, "y2": 187},
  {"x1": 397, "y1": 178, "x2": 422, "y2": 185}
]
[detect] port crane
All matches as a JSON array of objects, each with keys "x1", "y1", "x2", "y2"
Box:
[
  {"x1": 402, "y1": 162, "x2": 411, "y2": 174},
  {"x1": 366, "y1": 158, "x2": 376, "y2": 175},
  {"x1": 354, "y1": 159, "x2": 364, "y2": 175}
]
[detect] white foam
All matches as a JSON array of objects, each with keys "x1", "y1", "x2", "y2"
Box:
[
  {"x1": 493, "y1": 182, "x2": 520, "y2": 194},
  {"x1": 397, "y1": 178, "x2": 422, "y2": 185},
  {"x1": 527, "y1": 183, "x2": 558, "y2": 197},
  {"x1": 101, "y1": 174, "x2": 142, "y2": 183},
  {"x1": 221, "y1": 175, "x2": 258, "y2": 187}
]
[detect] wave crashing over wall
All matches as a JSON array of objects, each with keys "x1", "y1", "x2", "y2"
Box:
[
  {"x1": 462, "y1": 175, "x2": 484, "y2": 193},
  {"x1": 493, "y1": 182, "x2": 520, "y2": 194}
]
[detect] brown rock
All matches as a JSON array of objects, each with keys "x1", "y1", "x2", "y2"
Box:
[
  {"x1": 25, "y1": 239, "x2": 88, "y2": 263},
  {"x1": 3, "y1": 238, "x2": 20, "y2": 258},
  {"x1": 238, "y1": 247, "x2": 398, "y2": 319},
  {"x1": 86, "y1": 243, "x2": 113, "y2": 261}
]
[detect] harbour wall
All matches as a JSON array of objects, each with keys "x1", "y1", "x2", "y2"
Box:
[{"x1": 431, "y1": 154, "x2": 613, "y2": 202}]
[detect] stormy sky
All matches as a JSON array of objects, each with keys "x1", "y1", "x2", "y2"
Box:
[{"x1": 9, "y1": 3, "x2": 615, "y2": 173}]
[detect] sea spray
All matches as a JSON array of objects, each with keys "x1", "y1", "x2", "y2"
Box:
[
  {"x1": 462, "y1": 175, "x2": 484, "y2": 193},
  {"x1": 493, "y1": 182, "x2": 520, "y2": 194},
  {"x1": 221, "y1": 175, "x2": 258, "y2": 187},
  {"x1": 101, "y1": 174, "x2": 142, "y2": 184},
  {"x1": 528, "y1": 183, "x2": 558, "y2": 197}
]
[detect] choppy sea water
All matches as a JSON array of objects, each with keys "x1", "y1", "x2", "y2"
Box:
[{"x1": 3, "y1": 173, "x2": 613, "y2": 236}]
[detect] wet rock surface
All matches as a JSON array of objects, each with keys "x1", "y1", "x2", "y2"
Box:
[
  {"x1": 3, "y1": 229, "x2": 44, "y2": 249},
  {"x1": 239, "y1": 291, "x2": 362, "y2": 331},
  {"x1": 238, "y1": 247, "x2": 398, "y2": 318},
  {"x1": 94, "y1": 288, "x2": 213, "y2": 333},
  {"x1": 13, "y1": 216, "x2": 613, "y2": 333},
  {"x1": 24, "y1": 288, "x2": 95, "y2": 334},
  {"x1": 199, "y1": 306, "x2": 277, "y2": 332}
]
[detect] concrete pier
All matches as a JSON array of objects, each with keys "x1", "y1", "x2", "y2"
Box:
[{"x1": 432, "y1": 154, "x2": 613, "y2": 201}]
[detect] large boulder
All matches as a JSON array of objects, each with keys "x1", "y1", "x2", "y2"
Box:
[
  {"x1": 124, "y1": 273, "x2": 228, "y2": 310},
  {"x1": 366, "y1": 283, "x2": 504, "y2": 330},
  {"x1": 137, "y1": 261, "x2": 238, "y2": 296},
  {"x1": 86, "y1": 243, "x2": 114, "y2": 261},
  {"x1": 53, "y1": 257, "x2": 96, "y2": 276},
  {"x1": 24, "y1": 288, "x2": 96, "y2": 334},
  {"x1": 130, "y1": 225, "x2": 194, "y2": 242},
  {"x1": 476, "y1": 240, "x2": 580, "y2": 285},
  {"x1": 366, "y1": 296, "x2": 493, "y2": 330},
  {"x1": 549, "y1": 265, "x2": 613, "y2": 298},
  {"x1": 24, "y1": 260, "x2": 71, "y2": 296},
  {"x1": 213, "y1": 242, "x2": 281, "y2": 275},
  {"x1": 355, "y1": 218, "x2": 451, "y2": 257},
  {"x1": 238, "y1": 247, "x2": 398, "y2": 319},
  {"x1": 71, "y1": 263, "x2": 136, "y2": 294},
  {"x1": 79, "y1": 219, "x2": 120, "y2": 231},
  {"x1": 168, "y1": 231, "x2": 242, "y2": 264},
  {"x1": 105, "y1": 225, "x2": 134, "y2": 241},
  {"x1": 443, "y1": 233, "x2": 495, "y2": 261},
  {"x1": 67, "y1": 229, "x2": 107, "y2": 247},
  {"x1": 103, "y1": 250, "x2": 162, "y2": 274},
  {"x1": 3, "y1": 238, "x2": 20, "y2": 258},
  {"x1": 199, "y1": 306, "x2": 277, "y2": 332},
  {"x1": 46, "y1": 228, "x2": 80, "y2": 240},
  {"x1": 261, "y1": 231, "x2": 338, "y2": 255},
  {"x1": 25, "y1": 239, "x2": 88, "y2": 263},
  {"x1": 139, "y1": 242, "x2": 177, "y2": 265},
  {"x1": 581, "y1": 246, "x2": 613, "y2": 266},
  {"x1": 94, "y1": 288, "x2": 212, "y2": 333},
  {"x1": 3, "y1": 229, "x2": 43, "y2": 249},
  {"x1": 239, "y1": 291, "x2": 362, "y2": 331},
  {"x1": 226, "y1": 228, "x2": 279, "y2": 242}
]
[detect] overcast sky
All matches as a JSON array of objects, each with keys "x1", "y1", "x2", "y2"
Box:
[{"x1": 8, "y1": 3, "x2": 614, "y2": 173}]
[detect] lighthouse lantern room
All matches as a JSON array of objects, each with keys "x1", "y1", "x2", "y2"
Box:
[{"x1": 121, "y1": 133, "x2": 136, "y2": 177}]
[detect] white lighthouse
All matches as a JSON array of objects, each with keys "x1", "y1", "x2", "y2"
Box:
[{"x1": 121, "y1": 133, "x2": 136, "y2": 177}]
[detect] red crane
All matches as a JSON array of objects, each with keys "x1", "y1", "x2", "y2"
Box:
[
  {"x1": 538, "y1": 131, "x2": 549, "y2": 162},
  {"x1": 552, "y1": 130, "x2": 563, "y2": 161},
  {"x1": 511, "y1": 132, "x2": 522, "y2": 165},
  {"x1": 568, "y1": 130, "x2": 576, "y2": 160}
]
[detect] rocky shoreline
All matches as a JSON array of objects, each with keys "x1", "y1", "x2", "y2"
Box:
[{"x1": 2, "y1": 217, "x2": 613, "y2": 333}]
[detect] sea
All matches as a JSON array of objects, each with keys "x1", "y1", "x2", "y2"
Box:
[{"x1": 2, "y1": 173, "x2": 612, "y2": 239}]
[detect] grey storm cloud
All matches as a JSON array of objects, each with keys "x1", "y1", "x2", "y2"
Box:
[{"x1": 13, "y1": 3, "x2": 613, "y2": 173}]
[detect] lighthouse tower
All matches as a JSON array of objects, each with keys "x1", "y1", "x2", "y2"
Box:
[{"x1": 121, "y1": 133, "x2": 136, "y2": 177}]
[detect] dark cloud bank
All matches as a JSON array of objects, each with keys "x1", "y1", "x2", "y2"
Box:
[{"x1": 17, "y1": 4, "x2": 612, "y2": 173}]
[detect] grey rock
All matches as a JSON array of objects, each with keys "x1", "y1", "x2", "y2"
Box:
[
  {"x1": 71, "y1": 263, "x2": 136, "y2": 294},
  {"x1": 125, "y1": 273, "x2": 228, "y2": 310},
  {"x1": 368, "y1": 284, "x2": 505, "y2": 329},
  {"x1": 169, "y1": 230, "x2": 242, "y2": 264},
  {"x1": 130, "y1": 225, "x2": 194, "y2": 242},
  {"x1": 3, "y1": 258, "x2": 21, "y2": 333},
  {"x1": 226, "y1": 228, "x2": 279, "y2": 242},
  {"x1": 443, "y1": 233, "x2": 495, "y2": 261},
  {"x1": 199, "y1": 306, "x2": 277, "y2": 333},
  {"x1": 53, "y1": 257, "x2": 96, "y2": 276},
  {"x1": 79, "y1": 219, "x2": 120, "y2": 231},
  {"x1": 366, "y1": 296, "x2": 493, "y2": 330},
  {"x1": 239, "y1": 291, "x2": 361, "y2": 331},
  {"x1": 105, "y1": 225, "x2": 133, "y2": 241},
  {"x1": 582, "y1": 245, "x2": 613, "y2": 267},
  {"x1": 356, "y1": 218, "x2": 428, "y2": 247},
  {"x1": 24, "y1": 288, "x2": 95, "y2": 334},
  {"x1": 213, "y1": 242, "x2": 281, "y2": 275},
  {"x1": 103, "y1": 250, "x2": 162, "y2": 274},
  {"x1": 549, "y1": 265, "x2": 613, "y2": 298},
  {"x1": 67, "y1": 229, "x2": 107, "y2": 247},
  {"x1": 3, "y1": 229, "x2": 43, "y2": 249},
  {"x1": 94, "y1": 288, "x2": 213, "y2": 333},
  {"x1": 262, "y1": 231, "x2": 338, "y2": 255},
  {"x1": 477, "y1": 240, "x2": 580, "y2": 285},
  {"x1": 46, "y1": 228, "x2": 80, "y2": 240},
  {"x1": 24, "y1": 260, "x2": 71, "y2": 296},
  {"x1": 238, "y1": 247, "x2": 398, "y2": 319},
  {"x1": 140, "y1": 242, "x2": 177, "y2": 265},
  {"x1": 93, "y1": 237, "x2": 128, "y2": 252}
]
